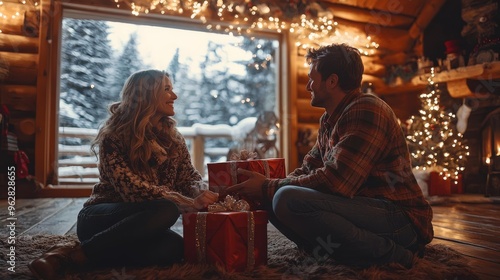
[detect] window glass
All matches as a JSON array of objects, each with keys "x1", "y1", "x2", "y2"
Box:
[{"x1": 57, "y1": 15, "x2": 280, "y2": 184}]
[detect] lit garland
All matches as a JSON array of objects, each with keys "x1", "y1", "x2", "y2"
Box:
[
  {"x1": 115, "y1": 0, "x2": 379, "y2": 55},
  {"x1": 405, "y1": 67, "x2": 469, "y2": 182},
  {"x1": 0, "y1": 0, "x2": 39, "y2": 34}
]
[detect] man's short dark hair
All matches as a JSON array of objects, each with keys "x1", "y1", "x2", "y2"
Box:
[{"x1": 305, "y1": 44, "x2": 364, "y2": 93}]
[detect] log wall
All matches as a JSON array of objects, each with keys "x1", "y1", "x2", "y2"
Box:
[{"x1": 0, "y1": 1, "x2": 40, "y2": 184}]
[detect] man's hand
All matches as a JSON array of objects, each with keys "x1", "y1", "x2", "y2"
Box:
[
  {"x1": 193, "y1": 190, "x2": 219, "y2": 210},
  {"x1": 224, "y1": 169, "x2": 266, "y2": 200}
]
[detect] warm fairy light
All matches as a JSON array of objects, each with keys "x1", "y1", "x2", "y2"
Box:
[
  {"x1": 114, "y1": 0, "x2": 378, "y2": 55},
  {"x1": 1, "y1": 0, "x2": 39, "y2": 33}
]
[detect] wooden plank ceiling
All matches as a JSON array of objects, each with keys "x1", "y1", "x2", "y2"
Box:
[
  {"x1": 316, "y1": 0, "x2": 448, "y2": 87},
  {"x1": 319, "y1": 0, "x2": 447, "y2": 59}
]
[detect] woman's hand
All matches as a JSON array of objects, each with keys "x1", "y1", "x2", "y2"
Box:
[{"x1": 193, "y1": 190, "x2": 219, "y2": 211}]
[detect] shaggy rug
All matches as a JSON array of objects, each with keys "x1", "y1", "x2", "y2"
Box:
[{"x1": 1, "y1": 228, "x2": 479, "y2": 280}]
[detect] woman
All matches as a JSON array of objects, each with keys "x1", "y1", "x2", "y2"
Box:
[{"x1": 29, "y1": 70, "x2": 219, "y2": 279}]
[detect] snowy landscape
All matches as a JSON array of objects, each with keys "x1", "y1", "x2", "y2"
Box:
[{"x1": 57, "y1": 17, "x2": 279, "y2": 184}]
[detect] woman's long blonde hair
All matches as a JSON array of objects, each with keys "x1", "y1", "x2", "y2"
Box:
[{"x1": 91, "y1": 69, "x2": 179, "y2": 178}]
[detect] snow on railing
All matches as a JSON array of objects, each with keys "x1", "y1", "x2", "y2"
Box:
[{"x1": 58, "y1": 118, "x2": 257, "y2": 184}]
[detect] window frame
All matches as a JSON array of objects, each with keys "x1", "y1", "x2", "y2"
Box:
[{"x1": 36, "y1": 1, "x2": 291, "y2": 189}]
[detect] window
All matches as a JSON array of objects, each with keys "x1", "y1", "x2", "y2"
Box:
[{"x1": 56, "y1": 11, "x2": 281, "y2": 185}]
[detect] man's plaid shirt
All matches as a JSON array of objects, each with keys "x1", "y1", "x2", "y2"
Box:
[{"x1": 264, "y1": 91, "x2": 434, "y2": 244}]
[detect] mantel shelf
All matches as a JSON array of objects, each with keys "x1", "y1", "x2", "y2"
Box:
[
  {"x1": 411, "y1": 61, "x2": 500, "y2": 85},
  {"x1": 411, "y1": 61, "x2": 500, "y2": 98}
]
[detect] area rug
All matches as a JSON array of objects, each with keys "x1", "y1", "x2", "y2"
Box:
[{"x1": 1, "y1": 228, "x2": 479, "y2": 280}]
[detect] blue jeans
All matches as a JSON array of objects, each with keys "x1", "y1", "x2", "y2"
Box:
[
  {"x1": 77, "y1": 199, "x2": 183, "y2": 267},
  {"x1": 269, "y1": 186, "x2": 418, "y2": 267}
]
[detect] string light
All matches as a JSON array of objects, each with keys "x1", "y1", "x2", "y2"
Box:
[
  {"x1": 115, "y1": 0, "x2": 378, "y2": 55},
  {"x1": 0, "y1": 0, "x2": 39, "y2": 34}
]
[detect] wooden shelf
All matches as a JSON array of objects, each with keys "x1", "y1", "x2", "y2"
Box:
[
  {"x1": 411, "y1": 61, "x2": 500, "y2": 98},
  {"x1": 411, "y1": 61, "x2": 500, "y2": 84}
]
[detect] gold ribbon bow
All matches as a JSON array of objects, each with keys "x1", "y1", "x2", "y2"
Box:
[
  {"x1": 230, "y1": 149, "x2": 258, "y2": 161},
  {"x1": 207, "y1": 195, "x2": 250, "y2": 212}
]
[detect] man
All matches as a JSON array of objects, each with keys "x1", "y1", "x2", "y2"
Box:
[{"x1": 226, "y1": 43, "x2": 433, "y2": 268}]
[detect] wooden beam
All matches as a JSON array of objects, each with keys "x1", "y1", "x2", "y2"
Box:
[
  {"x1": 0, "y1": 51, "x2": 37, "y2": 68},
  {"x1": 359, "y1": 0, "x2": 380, "y2": 10},
  {"x1": 0, "y1": 22, "x2": 24, "y2": 36},
  {"x1": 362, "y1": 73, "x2": 426, "y2": 96},
  {"x1": 0, "y1": 33, "x2": 39, "y2": 53},
  {"x1": 446, "y1": 79, "x2": 475, "y2": 98},
  {"x1": 10, "y1": 118, "x2": 36, "y2": 142},
  {"x1": 321, "y1": 1, "x2": 415, "y2": 28},
  {"x1": 0, "y1": 1, "x2": 38, "y2": 35},
  {"x1": 0, "y1": 85, "x2": 37, "y2": 111},
  {"x1": 364, "y1": 61, "x2": 386, "y2": 77},
  {"x1": 377, "y1": 51, "x2": 416, "y2": 65},
  {"x1": 0, "y1": 51, "x2": 38, "y2": 85},
  {"x1": 296, "y1": 98, "x2": 324, "y2": 123},
  {"x1": 411, "y1": 61, "x2": 500, "y2": 84},
  {"x1": 407, "y1": 0, "x2": 447, "y2": 50},
  {"x1": 35, "y1": 0, "x2": 57, "y2": 186},
  {"x1": 286, "y1": 31, "x2": 299, "y2": 171},
  {"x1": 332, "y1": 17, "x2": 411, "y2": 53}
]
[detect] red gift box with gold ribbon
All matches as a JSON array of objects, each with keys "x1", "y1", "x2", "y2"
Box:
[
  {"x1": 207, "y1": 158, "x2": 286, "y2": 190},
  {"x1": 182, "y1": 210, "x2": 268, "y2": 272}
]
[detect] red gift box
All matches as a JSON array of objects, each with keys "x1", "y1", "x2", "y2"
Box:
[
  {"x1": 207, "y1": 158, "x2": 286, "y2": 190},
  {"x1": 182, "y1": 211, "x2": 268, "y2": 272},
  {"x1": 428, "y1": 171, "x2": 451, "y2": 196}
]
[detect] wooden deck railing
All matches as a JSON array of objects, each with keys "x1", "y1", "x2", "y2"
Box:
[{"x1": 58, "y1": 119, "x2": 256, "y2": 184}]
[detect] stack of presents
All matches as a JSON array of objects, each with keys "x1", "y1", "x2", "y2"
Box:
[{"x1": 182, "y1": 152, "x2": 286, "y2": 272}]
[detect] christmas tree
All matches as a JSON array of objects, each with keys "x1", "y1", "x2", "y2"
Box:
[{"x1": 405, "y1": 68, "x2": 469, "y2": 181}]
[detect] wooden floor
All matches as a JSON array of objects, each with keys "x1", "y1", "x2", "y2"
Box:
[{"x1": 1, "y1": 195, "x2": 499, "y2": 279}]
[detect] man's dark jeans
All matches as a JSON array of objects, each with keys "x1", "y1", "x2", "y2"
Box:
[{"x1": 268, "y1": 186, "x2": 419, "y2": 268}]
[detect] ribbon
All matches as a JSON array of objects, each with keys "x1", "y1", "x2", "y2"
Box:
[
  {"x1": 195, "y1": 195, "x2": 256, "y2": 271},
  {"x1": 229, "y1": 160, "x2": 271, "y2": 185},
  {"x1": 208, "y1": 195, "x2": 250, "y2": 212},
  {"x1": 230, "y1": 149, "x2": 257, "y2": 161},
  {"x1": 195, "y1": 212, "x2": 207, "y2": 263},
  {"x1": 246, "y1": 211, "x2": 255, "y2": 271}
]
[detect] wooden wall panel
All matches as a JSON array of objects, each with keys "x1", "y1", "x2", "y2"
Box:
[
  {"x1": 0, "y1": 85, "x2": 37, "y2": 111},
  {"x1": 0, "y1": 52, "x2": 38, "y2": 85},
  {"x1": 0, "y1": 34, "x2": 39, "y2": 53},
  {"x1": 296, "y1": 99, "x2": 324, "y2": 124},
  {"x1": 0, "y1": 1, "x2": 40, "y2": 192}
]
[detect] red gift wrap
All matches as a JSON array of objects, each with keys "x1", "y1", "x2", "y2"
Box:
[
  {"x1": 450, "y1": 174, "x2": 463, "y2": 194},
  {"x1": 428, "y1": 171, "x2": 451, "y2": 196},
  {"x1": 207, "y1": 158, "x2": 286, "y2": 189},
  {"x1": 182, "y1": 211, "x2": 268, "y2": 272}
]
